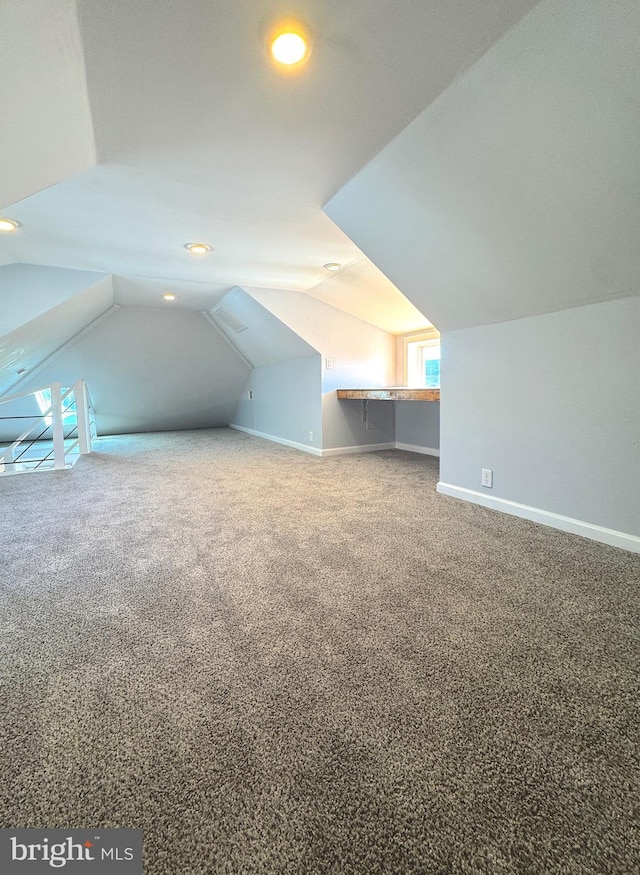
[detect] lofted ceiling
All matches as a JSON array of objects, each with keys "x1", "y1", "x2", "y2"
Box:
[
  {"x1": 0, "y1": 0, "x2": 95, "y2": 209},
  {"x1": 325, "y1": 0, "x2": 640, "y2": 331},
  {"x1": 0, "y1": 0, "x2": 540, "y2": 335}
]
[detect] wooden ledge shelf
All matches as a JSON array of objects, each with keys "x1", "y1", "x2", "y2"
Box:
[{"x1": 336, "y1": 388, "x2": 440, "y2": 402}]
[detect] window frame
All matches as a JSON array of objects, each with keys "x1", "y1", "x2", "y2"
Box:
[{"x1": 402, "y1": 328, "x2": 441, "y2": 388}]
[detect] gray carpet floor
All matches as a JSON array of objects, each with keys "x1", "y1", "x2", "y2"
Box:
[{"x1": 1, "y1": 428, "x2": 638, "y2": 874}]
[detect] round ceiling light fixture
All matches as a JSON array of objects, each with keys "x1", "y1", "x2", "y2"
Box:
[
  {"x1": 161, "y1": 293, "x2": 177, "y2": 301},
  {"x1": 0, "y1": 217, "x2": 20, "y2": 232},
  {"x1": 272, "y1": 32, "x2": 307, "y2": 65},
  {"x1": 323, "y1": 262, "x2": 341, "y2": 272},
  {"x1": 268, "y1": 21, "x2": 311, "y2": 67},
  {"x1": 185, "y1": 243, "x2": 212, "y2": 255}
]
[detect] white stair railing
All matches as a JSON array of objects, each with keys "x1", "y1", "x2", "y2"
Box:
[{"x1": 0, "y1": 379, "x2": 95, "y2": 475}]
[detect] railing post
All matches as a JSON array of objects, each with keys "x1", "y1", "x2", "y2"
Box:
[
  {"x1": 76, "y1": 380, "x2": 93, "y2": 455},
  {"x1": 51, "y1": 382, "x2": 66, "y2": 470},
  {"x1": 0, "y1": 445, "x2": 16, "y2": 474}
]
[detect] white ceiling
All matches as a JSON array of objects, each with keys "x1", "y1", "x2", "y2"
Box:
[
  {"x1": 0, "y1": 0, "x2": 95, "y2": 209},
  {"x1": 0, "y1": 275, "x2": 113, "y2": 398},
  {"x1": 0, "y1": 0, "x2": 539, "y2": 334}
]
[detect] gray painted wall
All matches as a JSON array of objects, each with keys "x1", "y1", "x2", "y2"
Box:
[
  {"x1": 20, "y1": 306, "x2": 251, "y2": 435},
  {"x1": 395, "y1": 402, "x2": 440, "y2": 452},
  {"x1": 322, "y1": 394, "x2": 395, "y2": 451},
  {"x1": 232, "y1": 356, "x2": 322, "y2": 451},
  {"x1": 223, "y1": 286, "x2": 415, "y2": 453},
  {"x1": 243, "y1": 287, "x2": 397, "y2": 451},
  {"x1": 239, "y1": 286, "x2": 439, "y2": 453},
  {"x1": 213, "y1": 287, "x2": 324, "y2": 450},
  {"x1": 440, "y1": 297, "x2": 640, "y2": 537}
]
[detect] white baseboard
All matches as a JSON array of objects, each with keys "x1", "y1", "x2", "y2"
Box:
[
  {"x1": 322, "y1": 442, "x2": 396, "y2": 457},
  {"x1": 230, "y1": 426, "x2": 438, "y2": 460},
  {"x1": 229, "y1": 424, "x2": 322, "y2": 456},
  {"x1": 436, "y1": 482, "x2": 640, "y2": 554},
  {"x1": 395, "y1": 442, "x2": 440, "y2": 457}
]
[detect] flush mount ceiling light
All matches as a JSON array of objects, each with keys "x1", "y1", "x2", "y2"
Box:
[
  {"x1": 185, "y1": 243, "x2": 212, "y2": 255},
  {"x1": 268, "y1": 21, "x2": 311, "y2": 67},
  {"x1": 161, "y1": 293, "x2": 177, "y2": 301},
  {"x1": 272, "y1": 32, "x2": 307, "y2": 64},
  {"x1": 0, "y1": 217, "x2": 20, "y2": 232},
  {"x1": 323, "y1": 262, "x2": 341, "y2": 272}
]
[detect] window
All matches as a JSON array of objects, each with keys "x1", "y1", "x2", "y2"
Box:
[
  {"x1": 34, "y1": 387, "x2": 78, "y2": 431},
  {"x1": 34, "y1": 388, "x2": 53, "y2": 427},
  {"x1": 403, "y1": 329, "x2": 441, "y2": 388}
]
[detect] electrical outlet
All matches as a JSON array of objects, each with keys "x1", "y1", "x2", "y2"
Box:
[
  {"x1": 248, "y1": 390, "x2": 253, "y2": 400},
  {"x1": 481, "y1": 468, "x2": 493, "y2": 488},
  {"x1": 325, "y1": 358, "x2": 333, "y2": 369},
  {"x1": 309, "y1": 431, "x2": 314, "y2": 441}
]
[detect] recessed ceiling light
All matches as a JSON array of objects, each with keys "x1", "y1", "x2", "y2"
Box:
[
  {"x1": 17, "y1": 368, "x2": 27, "y2": 376},
  {"x1": 323, "y1": 263, "x2": 341, "y2": 272},
  {"x1": 162, "y1": 293, "x2": 177, "y2": 301},
  {"x1": 271, "y1": 31, "x2": 308, "y2": 65},
  {"x1": 185, "y1": 243, "x2": 212, "y2": 255},
  {"x1": 0, "y1": 217, "x2": 19, "y2": 232}
]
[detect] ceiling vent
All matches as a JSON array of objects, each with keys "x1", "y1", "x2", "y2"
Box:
[{"x1": 211, "y1": 306, "x2": 248, "y2": 333}]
